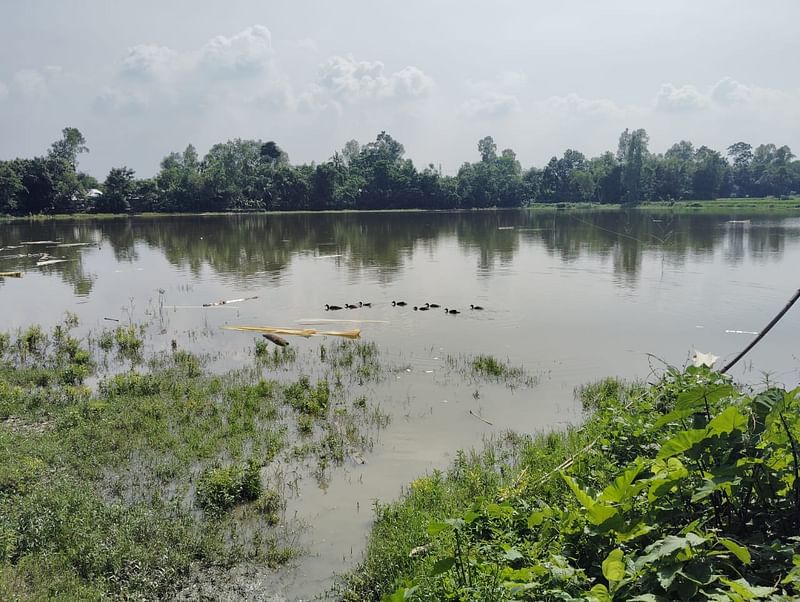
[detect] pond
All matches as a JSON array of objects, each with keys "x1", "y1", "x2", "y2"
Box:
[{"x1": 2, "y1": 209, "x2": 799, "y2": 599}]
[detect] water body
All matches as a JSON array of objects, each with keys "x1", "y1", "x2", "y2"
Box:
[{"x1": 2, "y1": 209, "x2": 800, "y2": 599}]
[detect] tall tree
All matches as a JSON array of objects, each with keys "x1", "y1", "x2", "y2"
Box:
[
  {"x1": 48, "y1": 127, "x2": 89, "y2": 170},
  {"x1": 618, "y1": 128, "x2": 649, "y2": 204}
]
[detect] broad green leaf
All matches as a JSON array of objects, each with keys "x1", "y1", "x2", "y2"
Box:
[
  {"x1": 615, "y1": 521, "x2": 653, "y2": 543},
  {"x1": 656, "y1": 429, "x2": 708, "y2": 459},
  {"x1": 444, "y1": 518, "x2": 465, "y2": 530},
  {"x1": 691, "y1": 467, "x2": 742, "y2": 502},
  {"x1": 657, "y1": 384, "x2": 736, "y2": 427},
  {"x1": 720, "y1": 577, "x2": 776, "y2": 599},
  {"x1": 527, "y1": 506, "x2": 553, "y2": 528},
  {"x1": 679, "y1": 558, "x2": 714, "y2": 585},
  {"x1": 719, "y1": 538, "x2": 751, "y2": 565},
  {"x1": 562, "y1": 474, "x2": 618, "y2": 525},
  {"x1": 588, "y1": 583, "x2": 612, "y2": 602},
  {"x1": 707, "y1": 406, "x2": 747, "y2": 436},
  {"x1": 486, "y1": 502, "x2": 514, "y2": 520},
  {"x1": 381, "y1": 585, "x2": 418, "y2": 602},
  {"x1": 426, "y1": 521, "x2": 451, "y2": 537},
  {"x1": 463, "y1": 509, "x2": 481, "y2": 524},
  {"x1": 602, "y1": 548, "x2": 625, "y2": 582},
  {"x1": 656, "y1": 563, "x2": 680, "y2": 590},
  {"x1": 430, "y1": 557, "x2": 455, "y2": 576},
  {"x1": 636, "y1": 535, "x2": 692, "y2": 568},
  {"x1": 502, "y1": 546, "x2": 523, "y2": 562},
  {"x1": 601, "y1": 458, "x2": 645, "y2": 504}
]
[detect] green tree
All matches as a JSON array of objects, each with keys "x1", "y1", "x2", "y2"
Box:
[
  {"x1": 48, "y1": 127, "x2": 89, "y2": 170},
  {"x1": 477, "y1": 136, "x2": 497, "y2": 163},
  {"x1": 618, "y1": 128, "x2": 649, "y2": 204},
  {"x1": 0, "y1": 161, "x2": 23, "y2": 214},
  {"x1": 96, "y1": 167, "x2": 135, "y2": 213}
]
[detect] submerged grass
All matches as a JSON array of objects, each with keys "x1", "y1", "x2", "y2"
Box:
[
  {"x1": 0, "y1": 318, "x2": 391, "y2": 599},
  {"x1": 446, "y1": 353, "x2": 539, "y2": 388}
]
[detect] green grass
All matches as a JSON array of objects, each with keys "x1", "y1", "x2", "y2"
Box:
[{"x1": 0, "y1": 319, "x2": 391, "y2": 599}]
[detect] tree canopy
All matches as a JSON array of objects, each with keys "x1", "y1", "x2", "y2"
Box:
[{"x1": 1, "y1": 127, "x2": 798, "y2": 216}]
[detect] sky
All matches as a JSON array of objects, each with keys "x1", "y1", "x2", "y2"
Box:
[{"x1": 1, "y1": 0, "x2": 798, "y2": 178}]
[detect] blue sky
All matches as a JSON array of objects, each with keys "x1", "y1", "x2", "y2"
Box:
[{"x1": 1, "y1": 0, "x2": 798, "y2": 177}]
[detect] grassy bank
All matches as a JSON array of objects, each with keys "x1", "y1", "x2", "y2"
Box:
[
  {"x1": 339, "y1": 370, "x2": 800, "y2": 600},
  {"x1": 1, "y1": 197, "x2": 798, "y2": 223},
  {"x1": 0, "y1": 318, "x2": 389, "y2": 599}
]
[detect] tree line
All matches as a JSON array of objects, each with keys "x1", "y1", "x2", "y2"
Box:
[{"x1": 1, "y1": 127, "x2": 798, "y2": 215}]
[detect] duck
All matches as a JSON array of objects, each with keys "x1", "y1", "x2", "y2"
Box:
[
  {"x1": 444, "y1": 308, "x2": 460, "y2": 314},
  {"x1": 470, "y1": 304, "x2": 485, "y2": 310},
  {"x1": 325, "y1": 304, "x2": 343, "y2": 311},
  {"x1": 414, "y1": 305, "x2": 430, "y2": 311},
  {"x1": 425, "y1": 302, "x2": 441, "y2": 308},
  {"x1": 392, "y1": 300, "x2": 408, "y2": 307},
  {"x1": 345, "y1": 303, "x2": 358, "y2": 309},
  {"x1": 359, "y1": 301, "x2": 372, "y2": 308}
]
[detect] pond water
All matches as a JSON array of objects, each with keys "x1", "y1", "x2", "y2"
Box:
[{"x1": 2, "y1": 209, "x2": 800, "y2": 599}]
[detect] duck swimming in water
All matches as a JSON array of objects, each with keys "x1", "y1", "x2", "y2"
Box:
[
  {"x1": 345, "y1": 303, "x2": 358, "y2": 309},
  {"x1": 359, "y1": 301, "x2": 372, "y2": 308},
  {"x1": 470, "y1": 304, "x2": 484, "y2": 310},
  {"x1": 444, "y1": 308, "x2": 460, "y2": 314},
  {"x1": 325, "y1": 304, "x2": 343, "y2": 311},
  {"x1": 426, "y1": 302, "x2": 440, "y2": 308},
  {"x1": 392, "y1": 300, "x2": 407, "y2": 307},
  {"x1": 414, "y1": 305, "x2": 430, "y2": 311}
]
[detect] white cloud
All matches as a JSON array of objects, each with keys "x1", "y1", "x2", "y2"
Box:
[
  {"x1": 93, "y1": 86, "x2": 150, "y2": 114},
  {"x1": 11, "y1": 66, "x2": 62, "y2": 98},
  {"x1": 710, "y1": 77, "x2": 753, "y2": 106},
  {"x1": 121, "y1": 44, "x2": 179, "y2": 80},
  {"x1": 459, "y1": 92, "x2": 520, "y2": 118},
  {"x1": 542, "y1": 93, "x2": 622, "y2": 117},
  {"x1": 311, "y1": 55, "x2": 433, "y2": 103},
  {"x1": 201, "y1": 24, "x2": 275, "y2": 77},
  {"x1": 655, "y1": 83, "x2": 710, "y2": 112}
]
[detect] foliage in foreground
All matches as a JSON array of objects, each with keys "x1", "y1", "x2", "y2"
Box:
[{"x1": 341, "y1": 370, "x2": 800, "y2": 601}]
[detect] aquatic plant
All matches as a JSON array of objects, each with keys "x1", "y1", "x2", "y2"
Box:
[{"x1": 341, "y1": 367, "x2": 800, "y2": 601}]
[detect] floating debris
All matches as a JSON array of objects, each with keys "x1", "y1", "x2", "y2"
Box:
[
  {"x1": 35, "y1": 259, "x2": 71, "y2": 267},
  {"x1": 20, "y1": 240, "x2": 59, "y2": 245},
  {"x1": 202, "y1": 295, "x2": 259, "y2": 307},
  {"x1": 315, "y1": 254, "x2": 343, "y2": 259},
  {"x1": 262, "y1": 333, "x2": 290, "y2": 347},
  {"x1": 727, "y1": 220, "x2": 751, "y2": 225},
  {"x1": 56, "y1": 242, "x2": 95, "y2": 248},
  {"x1": 469, "y1": 409, "x2": 494, "y2": 426},
  {"x1": 725, "y1": 329, "x2": 759, "y2": 335},
  {"x1": 497, "y1": 226, "x2": 514, "y2": 230},
  {"x1": 225, "y1": 325, "x2": 360, "y2": 340},
  {"x1": 0, "y1": 271, "x2": 22, "y2": 278},
  {"x1": 104, "y1": 317, "x2": 120, "y2": 322}
]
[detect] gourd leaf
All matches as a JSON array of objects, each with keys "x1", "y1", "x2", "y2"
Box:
[
  {"x1": 602, "y1": 548, "x2": 625, "y2": 582},
  {"x1": 430, "y1": 557, "x2": 455, "y2": 576},
  {"x1": 562, "y1": 474, "x2": 618, "y2": 525},
  {"x1": 601, "y1": 458, "x2": 645, "y2": 504},
  {"x1": 656, "y1": 429, "x2": 708, "y2": 459},
  {"x1": 588, "y1": 583, "x2": 612, "y2": 602},
  {"x1": 719, "y1": 538, "x2": 751, "y2": 565},
  {"x1": 706, "y1": 406, "x2": 747, "y2": 436}
]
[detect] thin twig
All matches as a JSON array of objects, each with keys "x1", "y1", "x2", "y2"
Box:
[
  {"x1": 469, "y1": 409, "x2": 493, "y2": 426},
  {"x1": 720, "y1": 288, "x2": 800, "y2": 374}
]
